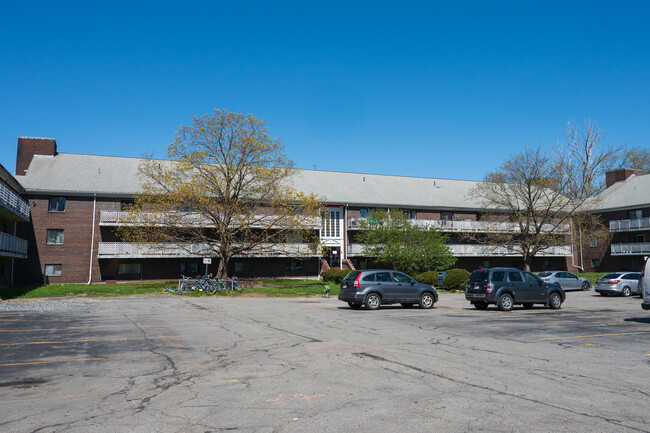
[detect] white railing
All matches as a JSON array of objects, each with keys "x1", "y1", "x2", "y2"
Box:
[
  {"x1": 609, "y1": 218, "x2": 650, "y2": 232},
  {"x1": 0, "y1": 231, "x2": 28, "y2": 258},
  {"x1": 0, "y1": 182, "x2": 30, "y2": 222},
  {"x1": 99, "y1": 211, "x2": 320, "y2": 229},
  {"x1": 347, "y1": 243, "x2": 571, "y2": 257},
  {"x1": 610, "y1": 243, "x2": 650, "y2": 255},
  {"x1": 97, "y1": 242, "x2": 319, "y2": 258},
  {"x1": 348, "y1": 217, "x2": 570, "y2": 234}
]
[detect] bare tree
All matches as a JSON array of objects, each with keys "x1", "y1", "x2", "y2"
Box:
[
  {"x1": 118, "y1": 109, "x2": 321, "y2": 278},
  {"x1": 467, "y1": 121, "x2": 619, "y2": 271}
]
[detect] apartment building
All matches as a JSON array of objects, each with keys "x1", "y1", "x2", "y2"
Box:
[
  {"x1": 0, "y1": 163, "x2": 30, "y2": 287},
  {"x1": 12, "y1": 137, "x2": 573, "y2": 284},
  {"x1": 581, "y1": 169, "x2": 650, "y2": 272}
]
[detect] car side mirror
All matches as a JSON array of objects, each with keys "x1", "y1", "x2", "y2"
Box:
[{"x1": 411, "y1": 281, "x2": 415, "y2": 286}]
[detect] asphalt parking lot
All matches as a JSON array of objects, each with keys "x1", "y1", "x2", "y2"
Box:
[{"x1": 1, "y1": 290, "x2": 649, "y2": 433}]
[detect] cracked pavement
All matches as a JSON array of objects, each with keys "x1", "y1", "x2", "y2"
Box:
[{"x1": 0, "y1": 291, "x2": 649, "y2": 432}]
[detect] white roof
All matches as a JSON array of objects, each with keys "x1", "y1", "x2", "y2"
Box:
[
  {"x1": 16, "y1": 153, "x2": 486, "y2": 210},
  {"x1": 595, "y1": 173, "x2": 650, "y2": 211}
]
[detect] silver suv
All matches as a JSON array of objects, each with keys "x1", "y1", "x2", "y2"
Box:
[
  {"x1": 338, "y1": 270, "x2": 438, "y2": 310},
  {"x1": 640, "y1": 258, "x2": 650, "y2": 310}
]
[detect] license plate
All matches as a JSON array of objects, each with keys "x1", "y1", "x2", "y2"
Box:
[{"x1": 474, "y1": 285, "x2": 479, "y2": 290}]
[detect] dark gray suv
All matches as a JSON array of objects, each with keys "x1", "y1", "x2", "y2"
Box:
[
  {"x1": 338, "y1": 270, "x2": 438, "y2": 310},
  {"x1": 465, "y1": 268, "x2": 565, "y2": 311}
]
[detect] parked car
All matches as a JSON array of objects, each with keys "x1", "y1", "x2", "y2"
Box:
[
  {"x1": 338, "y1": 269, "x2": 438, "y2": 310},
  {"x1": 465, "y1": 268, "x2": 565, "y2": 311},
  {"x1": 594, "y1": 272, "x2": 642, "y2": 296},
  {"x1": 537, "y1": 271, "x2": 591, "y2": 291},
  {"x1": 641, "y1": 258, "x2": 650, "y2": 310}
]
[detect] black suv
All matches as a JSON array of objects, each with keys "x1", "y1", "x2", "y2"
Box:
[
  {"x1": 465, "y1": 268, "x2": 565, "y2": 311},
  {"x1": 338, "y1": 270, "x2": 438, "y2": 310}
]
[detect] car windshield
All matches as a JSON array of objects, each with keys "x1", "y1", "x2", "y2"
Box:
[
  {"x1": 537, "y1": 272, "x2": 552, "y2": 277},
  {"x1": 343, "y1": 271, "x2": 361, "y2": 281},
  {"x1": 601, "y1": 273, "x2": 622, "y2": 279},
  {"x1": 469, "y1": 270, "x2": 489, "y2": 283}
]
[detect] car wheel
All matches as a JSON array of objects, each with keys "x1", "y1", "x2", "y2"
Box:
[
  {"x1": 348, "y1": 302, "x2": 362, "y2": 309},
  {"x1": 581, "y1": 281, "x2": 590, "y2": 291},
  {"x1": 473, "y1": 301, "x2": 489, "y2": 310},
  {"x1": 622, "y1": 287, "x2": 631, "y2": 297},
  {"x1": 522, "y1": 303, "x2": 534, "y2": 309},
  {"x1": 549, "y1": 292, "x2": 562, "y2": 309},
  {"x1": 497, "y1": 293, "x2": 513, "y2": 311},
  {"x1": 401, "y1": 303, "x2": 414, "y2": 308},
  {"x1": 364, "y1": 293, "x2": 381, "y2": 310},
  {"x1": 419, "y1": 293, "x2": 435, "y2": 309}
]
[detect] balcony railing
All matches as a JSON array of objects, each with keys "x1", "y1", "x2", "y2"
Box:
[
  {"x1": 97, "y1": 242, "x2": 319, "y2": 259},
  {"x1": 0, "y1": 231, "x2": 28, "y2": 258},
  {"x1": 0, "y1": 182, "x2": 30, "y2": 222},
  {"x1": 347, "y1": 243, "x2": 571, "y2": 257},
  {"x1": 610, "y1": 243, "x2": 650, "y2": 255},
  {"x1": 99, "y1": 211, "x2": 320, "y2": 229},
  {"x1": 609, "y1": 218, "x2": 650, "y2": 232},
  {"x1": 347, "y1": 218, "x2": 570, "y2": 234}
]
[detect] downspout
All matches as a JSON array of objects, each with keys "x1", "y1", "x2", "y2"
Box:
[
  {"x1": 11, "y1": 221, "x2": 16, "y2": 287},
  {"x1": 343, "y1": 204, "x2": 348, "y2": 269},
  {"x1": 87, "y1": 193, "x2": 97, "y2": 284}
]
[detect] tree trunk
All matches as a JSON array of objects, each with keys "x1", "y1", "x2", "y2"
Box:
[{"x1": 216, "y1": 255, "x2": 229, "y2": 278}]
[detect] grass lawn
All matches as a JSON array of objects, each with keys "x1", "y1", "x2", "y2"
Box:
[{"x1": 0, "y1": 279, "x2": 336, "y2": 300}]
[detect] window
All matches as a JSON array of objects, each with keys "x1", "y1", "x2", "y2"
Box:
[
  {"x1": 629, "y1": 209, "x2": 643, "y2": 220},
  {"x1": 286, "y1": 260, "x2": 304, "y2": 272},
  {"x1": 375, "y1": 272, "x2": 393, "y2": 282},
  {"x1": 479, "y1": 260, "x2": 491, "y2": 269},
  {"x1": 393, "y1": 272, "x2": 413, "y2": 283},
  {"x1": 440, "y1": 212, "x2": 454, "y2": 222},
  {"x1": 589, "y1": 236, "x2": 598, "y2": 248},
  {"x1": 362, "y1": 273, "x2": 375, "y2": 282},
  {"x1": 508, "y1": 271, "x2": 523, "y2": 282},
  {"x1": 360, "y1": 208, "x2": 368, "y2": 218},
  {"x1": 632, "y1": 234, "x2": 646, "y2": 243},
  {"x1": 234, "y1": 262, "x2": 254, "y2": 273},
  {"x1": 119, "y1": 263, "x2": 142, "y2": 274},
  {"x1": 491, "y1": 271, "x2": 505, "y2": 282},
  {"x1": 591, "y1": 259, "x2": 601, "y2": 268},
  {"x1": 523, "y1": 272, "x2": 539, "y2": 283},
  {"x1": 180, "y1": 263, "x2": 199, "y2": 274},
  {"x1": 44, "y1": 264, "x2": 62, "y2": 276},
  {"x1": 48, "y1": 197, "x2": 66, "y2": 212},
  {"x1": 46, "y1": 229, "x2": 64, "y2": 245}
]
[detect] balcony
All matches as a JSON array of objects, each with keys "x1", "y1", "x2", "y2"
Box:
[
  {"x1": 347, "y1": 218, "x2": 570, "y2": 234},
  {"x1": 610, "y1": 243, "x2": 650, "y2": 256},
  {"x1": 100, "y1": 211, "x2": 320, "y2": 229},
  {"x1": 347, "y1": 243, "x2": 571, "y2": 257},
  {"x1": 0, "y1": 231, "x2": 28, "y2": 259},
  {"x1": 0, "y1": 182, "x2": 30, "y2": 222},
  {"x1": 609, "y1": 218, "x2": 650, "y2": 232},
  {"x1": 97, "y1": 242, "x2": 319, "y2": 259}
]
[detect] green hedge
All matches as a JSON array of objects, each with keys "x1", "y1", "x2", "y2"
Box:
[
  {"x1": 322, "y1": 269, "x2": 351, "y2": 284},
  {"x1": 414, "y1": 271, "x2": 438, "y2": 285},
  {"x1": 444, "y1": 268, "x2": 470, "y2": 291}
]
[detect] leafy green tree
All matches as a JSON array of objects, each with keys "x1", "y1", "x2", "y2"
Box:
[{"x1": 356, "y1": 209, "x2": 456, "y2": 275}]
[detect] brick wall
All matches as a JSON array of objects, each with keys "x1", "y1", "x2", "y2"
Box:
[{"x1": 16, "y1": 137, "x2": 57, "y2": 176}]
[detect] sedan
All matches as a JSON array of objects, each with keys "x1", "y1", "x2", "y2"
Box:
[
  {"x1": 537, "y1": 271, "x2": 591, "y2": 291},
  {"x1": 594, "y1": 272, "x2": 642, "y2": 297}
]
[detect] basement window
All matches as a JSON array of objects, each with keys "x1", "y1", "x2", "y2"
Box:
[
  {"x1": 44, "y1": 264, "x2": 62, "y2": 276},
  {"x1": 119, "y1": 263, "x2": 142, "y2": 274}
]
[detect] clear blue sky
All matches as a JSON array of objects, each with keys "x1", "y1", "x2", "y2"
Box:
[{"x1": 1, "y1": 1, "x2": 648, "y2": 180}]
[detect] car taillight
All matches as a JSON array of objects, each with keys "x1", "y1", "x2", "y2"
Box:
[
  {"x1": 353, "y1": 273, "x2": 361, "y2": 289},
  {"x1": 486, "y1": 283, "x2": 493, "y2": 293},
  {"x1": 542, "y1": 278, "x2": 549, "y2": 282},
  {"x1": 608, "y1": 280, "x2": 620, "y2": 285}
]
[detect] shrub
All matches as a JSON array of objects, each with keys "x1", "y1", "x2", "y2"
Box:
[
  {"x1": 322, "y1": 269, "x2": 351, "y2": 284},
  {"x1": 444, "y1": 268, "x2": 470, "y2": 291},
  {"x1": 414, "y1": 271, "x2": 438, "y2": 285}
]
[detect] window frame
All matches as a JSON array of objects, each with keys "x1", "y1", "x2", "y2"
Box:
[
  {"x1": 44, "y1": 264, "x2": 62, "y2": 277},
  {"x1": 48, "y1": 197, "x2": 66, "y2": 213},
  {"x1": 46, "y1": 229, "x2": 64, "y2": 245}
]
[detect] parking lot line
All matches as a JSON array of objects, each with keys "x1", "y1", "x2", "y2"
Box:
[
  {"x1": 539, "y1": 331, "x2": 650, "y2": 340},
  {"x1": 0, "y1": 335, "x2": 178, "y2": 346},
  {"x1": 0, "y1": 324, "x2": 166, "y2": 333},
  {"x1": 0, "y1": 351, "x2": 195, "y2": 367}
]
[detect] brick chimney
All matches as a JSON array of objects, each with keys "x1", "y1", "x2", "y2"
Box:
[
  {"x1": 605, "y1": 168, "x2": 643, "y2": 188},
  {"x1": 15, "y1": 137, "x2": 57, "y2": 176}
]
